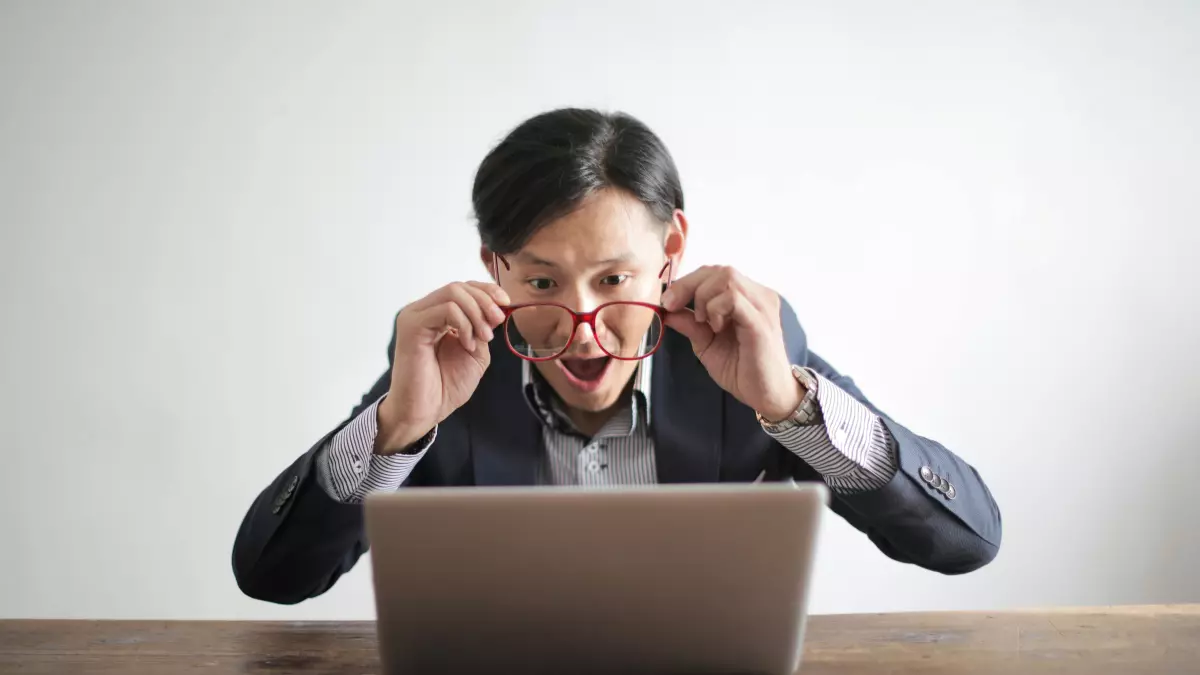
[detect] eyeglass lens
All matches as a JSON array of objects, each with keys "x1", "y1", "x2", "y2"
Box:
[{"x1": 505, "y1": 303, "x2": 663, "y2": 360}]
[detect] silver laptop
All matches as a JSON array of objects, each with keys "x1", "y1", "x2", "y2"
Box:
[{"x1": 365, "y1": 482, "x2": 828, "y2": 675}]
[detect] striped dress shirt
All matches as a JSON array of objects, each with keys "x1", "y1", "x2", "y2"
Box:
[{"x1": 316, "y1": 356, "x2": 899, "y2": 502}]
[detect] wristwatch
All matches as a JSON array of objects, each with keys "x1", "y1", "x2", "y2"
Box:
[{"x1": 757, "y1": 365, "x2": 823, "y2": 432}]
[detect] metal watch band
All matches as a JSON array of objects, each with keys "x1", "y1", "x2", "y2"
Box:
[{"x1": 757, "y1": 365, "x2": 822, "y2": 432}]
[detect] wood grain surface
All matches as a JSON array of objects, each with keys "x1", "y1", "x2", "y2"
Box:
[{"x1": 2, "y1": 605, "x2": 1197, "y2": 674}]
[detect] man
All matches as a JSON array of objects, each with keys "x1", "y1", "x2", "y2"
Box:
[{"x1": 232, "y1": 108, "x2": 1002, "y2": 605}]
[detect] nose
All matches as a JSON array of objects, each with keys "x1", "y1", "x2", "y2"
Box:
[
  {"x1": 563, "y1": 315, "x2": 602, "y2": 357},
  {"x1": 559, "y1": 288, "x2": 602, "y2": 356},
  {"x1": 560, "y1": 285, "x2": 600, "y2": 314}
]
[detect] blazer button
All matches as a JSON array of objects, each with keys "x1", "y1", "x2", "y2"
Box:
[
  {"x1": 287, "y1": 475, "x2": 299, "y2": 491},
  {"x1": 919, "y1": 466, "x2": 935, "y2": 483},
  {"x1": 937, "y1": 477, "x2": 950, "y2": 491},
  {"x1": 945, "y1": 484, "x2": 957, "y2": 500}
]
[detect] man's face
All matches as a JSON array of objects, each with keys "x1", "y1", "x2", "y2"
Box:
[{"x1": 493, "y1": 189, "x2": 678, "y2": 414}]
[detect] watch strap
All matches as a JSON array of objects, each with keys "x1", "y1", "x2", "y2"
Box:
[{"x1": 757, "y1": 365, "x2": 823, "y2": 432}]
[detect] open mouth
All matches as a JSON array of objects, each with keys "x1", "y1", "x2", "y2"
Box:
[{"x1": 557, "y1": 356, "x2": 611, "y2": 392}]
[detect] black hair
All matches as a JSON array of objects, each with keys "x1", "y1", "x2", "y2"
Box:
[{"x1": 472, "y1": 108, "x2": 684, "y2": 255}]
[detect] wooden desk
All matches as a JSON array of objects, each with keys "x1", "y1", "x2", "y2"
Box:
[{"x1": 2, "y1": 605, "x2": 1196, "y2": 674}]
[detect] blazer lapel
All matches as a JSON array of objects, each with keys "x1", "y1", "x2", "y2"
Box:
[
  {"x1": 466, "y1": 340, "x2": 542, "y2": 485},
  {"x1": 651, "y1": 331, "x2": 723, "y2": 483}
]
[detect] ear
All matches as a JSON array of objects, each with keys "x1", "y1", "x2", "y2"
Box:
[
  {"x1": 480, "y1": 246, "x2": 497, "y2": 281},
  {"x1": 663, "y1": 209, "x2": 688, "y2": 279}
]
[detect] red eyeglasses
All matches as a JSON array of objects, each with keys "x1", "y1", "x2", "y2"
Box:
[{"x1": 492, "y1": 254, "x2": 674, "y2": 362}]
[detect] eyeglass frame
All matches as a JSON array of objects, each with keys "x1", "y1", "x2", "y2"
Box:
[{"x1": 491, "y1": 253, "x2": 675, "y2": 362}]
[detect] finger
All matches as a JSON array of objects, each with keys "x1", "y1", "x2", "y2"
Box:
[
  {"x1": 408, "y1": 283, "x2": 455, "y2": 312},
  {"x1": 445, "y1": 303, "x2": 478, "y2": 352},
  {"x1": 691, "y1": 272, "x2": 731, "y2": 324},
  {"x1": 738, "y1": 277, "x2": 774, "y2": 316},
  {"x1": 465, "y1": 280, "x2": 511, "y2": 308},
  {"x1": 420, "y1": 301, "x2": 475, "y2": 351},
  {"x1": 460, "y1": 283, "x2": 506, "y2": 328},
  {"x1": 408, "y1": 280, "x2": 498, "y2": 314},
  {"x1": 664, "y1": 310, "x2": 715, "y2": 357},
  {"x1": 704, "y1": 289, "x2": 759, "y2": 334},
  {"x1": 704, "y1": 290, "x2": 736, "y2": 333},
  {"x1": 445, "y1": 284, "x2": 495, "y2": 343},
  {"x1": 660, "y1": 266, "x2": 717, "y2": 312}
]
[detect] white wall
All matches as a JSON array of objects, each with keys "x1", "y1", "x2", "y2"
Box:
[{"x1": 2, "y1": 0, "x2": 1197, "y2": 620}]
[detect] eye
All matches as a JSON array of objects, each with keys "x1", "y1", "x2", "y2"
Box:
[
  {"x1": 527, "y1": 278, "x2": 556, "y2": 291},
  {"x1": 600, "y1": 274, "x2": 629, "y2": 286}
]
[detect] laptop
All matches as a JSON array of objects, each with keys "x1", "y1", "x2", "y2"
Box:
[{"x1": 364, "y1": 482, "x2": 828, "y2": 675}]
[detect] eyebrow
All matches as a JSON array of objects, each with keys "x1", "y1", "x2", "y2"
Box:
[{"x1": 513, "y1": 252, "x2": 636, "y2": 268}]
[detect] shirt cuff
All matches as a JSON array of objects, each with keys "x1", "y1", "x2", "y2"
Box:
[
  {"x1": 314, "y1": 397, "x2": 436, "y2": 503},
  {"x1": 764, "y1": 368, "x2": 899, "y2": 494}
]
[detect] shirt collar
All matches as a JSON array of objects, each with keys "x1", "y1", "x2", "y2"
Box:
[{"x1": 521, "y1": 355, "x2": 654, "y2": 434}]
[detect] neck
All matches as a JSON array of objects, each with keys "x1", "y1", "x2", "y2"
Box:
[{"x1": 564, "y1": 401, "x2": 621, "y2": 437}]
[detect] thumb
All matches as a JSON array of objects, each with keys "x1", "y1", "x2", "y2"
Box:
[{"x1": 664, "y1": 310, "x2": 715, "y2": 355}]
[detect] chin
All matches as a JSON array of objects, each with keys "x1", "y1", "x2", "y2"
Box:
[{"x1": 559, "y1": 388, "x2": 622, "y2": 412}]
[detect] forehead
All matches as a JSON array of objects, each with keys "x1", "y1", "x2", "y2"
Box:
[{"x1": 515, "y1": 189, "x2": 662, "y2": 267}]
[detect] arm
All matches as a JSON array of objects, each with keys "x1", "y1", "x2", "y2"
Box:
[
  {"x1": 763, "y1": 366, "x2": 900, "y2": 494},
  {"x1": 776, "y1": 299, "x2": 1002, "y2": 574},
  {"x1": 232, "y1": 282, "x2": 508, "y2": 603},
  {"x1": 231, "y1": 369, "x2": 383, "y2": 604},
  {"x1": 231, "y1": 333, "x2": 433, "y2": 605},
  {"x1": 659, "y1": 266, "x2": 1001, "y2": 574},
  {"x1": 315, "y1": 397, "x2": 434, "y2": 503}
]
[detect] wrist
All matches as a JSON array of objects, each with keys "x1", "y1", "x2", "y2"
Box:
[
  {"x1": 757, "y1": 364, "x2": 822, "y2": 430},
  {"x1": 758, "y1": 376, "x2": 806, "y2": 423},
  {"x1": 375, "y1": 398, "x2": 432, "y2": 455}
]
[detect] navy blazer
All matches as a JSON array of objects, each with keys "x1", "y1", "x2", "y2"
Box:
[{"x1": 232, "y1": 299, "x2": 1002, "y2": 604}]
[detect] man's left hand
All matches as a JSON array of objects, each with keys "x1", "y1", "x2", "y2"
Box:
[{"x1": 660, "y1": 265, "x2": 803, "y2": 422}]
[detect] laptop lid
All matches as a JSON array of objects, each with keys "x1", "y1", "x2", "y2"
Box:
[{"x1": 365, "y1": 482, "x2": 827, "y2": 675}]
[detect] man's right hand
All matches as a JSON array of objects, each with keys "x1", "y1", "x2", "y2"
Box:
[{"x1": 375, "y1": 281, "x2": 510, "y2": 454}]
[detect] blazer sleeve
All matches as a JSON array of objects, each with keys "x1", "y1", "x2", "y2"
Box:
[
  {"x1": 778, "y1": 298, "x2": 1002, "y2": 574},
  {"x1": 231, "y1": 319, "x2": 414, "y2": 604}
]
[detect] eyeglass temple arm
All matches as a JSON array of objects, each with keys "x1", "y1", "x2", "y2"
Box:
[
  {"x1": 658, "y1": 258, "x2": 699, "y2": 313},
  {"x1": 658, "y1": 257, "x2": 676, "y2": 293},
  {"x1": 491, "y1": 252, "x2": 511, "y2": 296}
]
